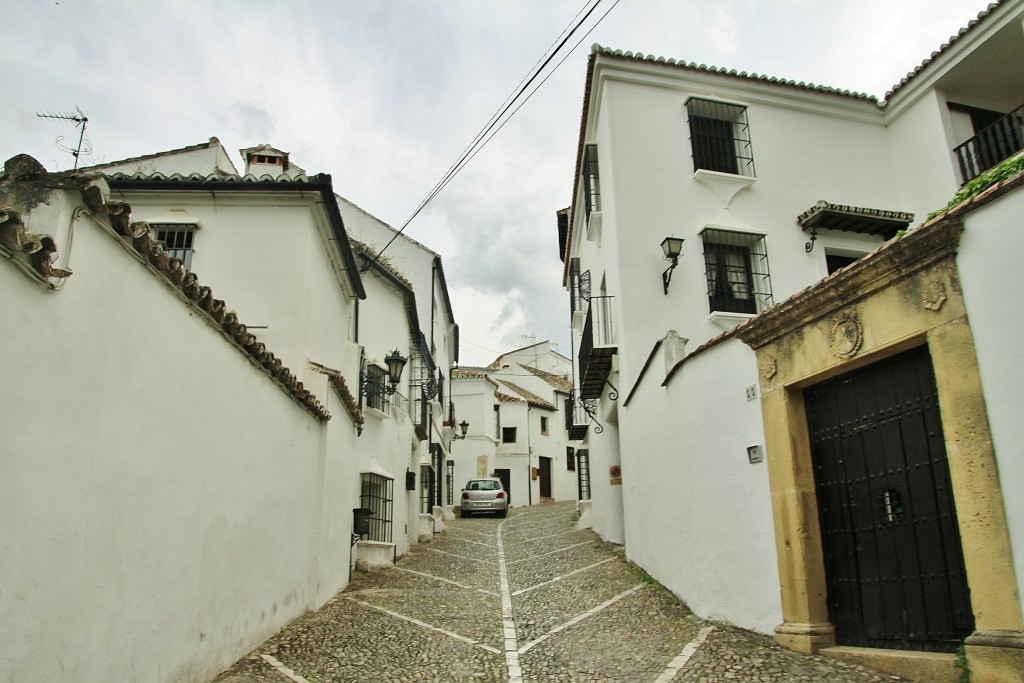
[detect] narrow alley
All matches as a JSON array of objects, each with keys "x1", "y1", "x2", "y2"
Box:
[{"x1": 213, "y1": 502, "x2": 902, "y2": 682}]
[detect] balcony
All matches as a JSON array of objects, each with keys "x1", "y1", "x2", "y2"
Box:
[
  {"x1": 565, "y1": 394, "x2": 590, "y2": 440},
  {"x1": 954, "y1": 103, "x2": 1024, "y2": 183},
  {"x1": 578, "y1": 296, "x2": 616, "y2": 399}
]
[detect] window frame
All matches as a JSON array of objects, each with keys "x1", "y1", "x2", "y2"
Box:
[
  {"x1": 359, "y1": 472, "x2": 394, "y2": 543},
  {"x1": 502, "y1": 426, "x2": 517, "y2": 444},
  {"x1": 582, "y1": 144, "x2": 601, "y2": 221},
  {"x1": 150, "y1": 223, "x2": 198, "y2": 271},
  {"x1": 701, "y1": 228, "x2": 773, "y2": 315},
  {"x1": 685, "y1": 97, "x2": 755, "y2": 178}
]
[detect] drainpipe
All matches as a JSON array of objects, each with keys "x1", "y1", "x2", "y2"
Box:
[{"x1": 527, "y1": 404, "x2": 533, "y2": 507}]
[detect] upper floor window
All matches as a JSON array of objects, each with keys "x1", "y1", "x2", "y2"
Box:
[
  {"x1": 701, "y1": 229, "x2": 772, "y2": 314},
  {"x1": 686, "y1": 98, "x2": 755, "y2": 177},
  {"x1": 502, "y1": 427, "x2": 517, "y2": 443},
  {"x1": 151, "y1": 223, "x2": 197, "y2": 270},
  {"x1": 364, "y1": 364, "x2": 390, "y2": 413},
  {"x1": 582, "y1": 144, "x2": 601, "y2": 221},
  {"x1": 540, "y1": 416, "x2": 549, "y2": 435}
]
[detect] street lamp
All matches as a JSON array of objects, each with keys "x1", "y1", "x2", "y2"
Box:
[{"x1": 661, "y1": 236, "x2": 685, "y2": 295}]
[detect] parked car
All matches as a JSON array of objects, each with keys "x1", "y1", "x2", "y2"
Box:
[{"x1": 460, "y1": 478, "x2": 508, "y2": 518}]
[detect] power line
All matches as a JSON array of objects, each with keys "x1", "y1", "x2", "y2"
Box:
[{"x1": 362, "y1": 0, "x2": 619, "y2": 272}]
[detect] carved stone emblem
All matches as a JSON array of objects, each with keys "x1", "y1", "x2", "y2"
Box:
[
  {"x1": 760, "y1": 356, "x2": 778, "y2": 380},
  {"x1": 923, "y1": 281, "x2": 948, "y2": 311},
  {"x1": 829, "y1": 311, "x2": 863, "y2": 358}
]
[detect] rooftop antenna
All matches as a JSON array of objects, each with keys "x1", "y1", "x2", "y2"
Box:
[{"x1": 36, "y1": 107, "x2": 91, "y2": 170}]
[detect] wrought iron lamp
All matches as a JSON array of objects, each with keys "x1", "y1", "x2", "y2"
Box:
[
  {"x1": 661, "y1": 236, "x2": 685, "y2": 294},
  {"x1": 452, "y1": 419, "x2": 470, "y2": 440},
  {"x1": 361, "y1": 349, "x2": 407, "y2": 397}
]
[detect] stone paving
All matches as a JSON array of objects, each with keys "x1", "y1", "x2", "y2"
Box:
[{"x1": 213, "y1": 501, "x2": 904, "y2": 682}]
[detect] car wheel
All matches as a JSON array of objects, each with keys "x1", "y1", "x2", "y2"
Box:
[
  {"x1": 497, "y1": 510, "x2": 507, "y2": 518},
  {"x1": 460, "y1": 511, "x2": 470, "y2": 518}
]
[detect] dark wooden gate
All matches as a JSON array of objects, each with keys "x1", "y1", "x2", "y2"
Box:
[
  {"x1": 539, "y1": 457, "x2": 552, "y2": 498},
  {"x1": 805, "y1": 345, "x2": 973, "y2": 652}
]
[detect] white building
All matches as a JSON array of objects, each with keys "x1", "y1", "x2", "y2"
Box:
[
  {"x1": 451, "y1": 341, "x2": 582, "y2": 507},
  {"x1": 340, "y1": 197, "x2": 461, "y2": 528},
  {"x1": 0, "y1": 138, "x2": 460, "y2": 681},
  {"x1": 560, "y1": 1, "x2": 1023, "y2": 679}
]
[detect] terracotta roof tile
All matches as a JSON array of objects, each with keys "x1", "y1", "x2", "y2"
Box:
[
  {"x1": 497, "y1": 380, "x2": 557, "y2": 410},
  {"x1": 519, "y1": 364, "x2": 572, "y2": 393}
]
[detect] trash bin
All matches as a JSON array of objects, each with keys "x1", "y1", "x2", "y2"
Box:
[{"x1": 353, "y1": 507, "x2": 373, "y2": 536}]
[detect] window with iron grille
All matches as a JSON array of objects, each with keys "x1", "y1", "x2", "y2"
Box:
[
  {"x1": 540, "y1": 416, "x2": 548, "y2": 435},
  {"x1": 151, "y1": 223, "x2": 197, "y2": 270},
  {"x1": 420, "y1": 465, "x2": 434, "y2": 514},
  {"x1": 686, "y1": 98, "x2": 755, "y2": 177},
  {"x1": 577, "y1": 449, "x2": 591, "y2": 501},
  {"x1": 494, "y1": 404, "x2": 501, "y2": 440},
  {"x1": 701, "y1": 228, "x2": 772, "y2": 314},
  {"x1": 360, "y1": 473, "x2": 393, "y2": 543},
  {"x1": 502, "y1": 427, "x2": 517, "y2": 443},
  {"x1": 582, "y1": 144, "x2": 601, "y2": 221},
  {"x1": 566, "y1": 446, "x2": 576, "y2": 472},
  {"x1": 364, "y1": 364, "x2": 390, "y2": 413}
]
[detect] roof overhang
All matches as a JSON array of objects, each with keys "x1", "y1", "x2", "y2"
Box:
[{"x1": 798, "y1": 201, "x2": 914, "y2": 240}]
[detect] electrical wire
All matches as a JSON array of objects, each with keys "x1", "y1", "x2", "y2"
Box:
[{"x1": 363, "y1": 0, "x2": 619, "y2": 271}]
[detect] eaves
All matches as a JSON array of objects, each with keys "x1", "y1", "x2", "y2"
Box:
[{"x1": 107, "y1": 175, "x2": 366, "y2": 300}]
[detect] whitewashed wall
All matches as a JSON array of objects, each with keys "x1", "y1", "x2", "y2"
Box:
[
  {"x1": 450, "y1": 377, "x2": 499, "y2": 503},
  {"x1": 956, "y1": 186, "x2": 1024, "y2": 618},
  {"x1": 358, "y1": 267, "x2": 419, "y2": 555},
  {"x1": 0, "y1": 192, "x2": 358, "y2": 682},
  {"x1": 619, "y1": 339, "x2": 780, "y2": 632}
]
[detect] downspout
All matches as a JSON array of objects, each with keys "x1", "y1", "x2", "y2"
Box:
[{"x1": 527, "y1": 404, "x2": 533, "y2": 507}]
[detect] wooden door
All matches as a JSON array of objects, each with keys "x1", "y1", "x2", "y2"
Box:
[{"x1": 805, "y1": 346, "x2": 973, "y2": 652}]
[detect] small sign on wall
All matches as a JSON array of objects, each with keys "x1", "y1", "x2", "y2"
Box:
[{"x1": 609, "y1": 465, "x2": 622, "y2": 485}]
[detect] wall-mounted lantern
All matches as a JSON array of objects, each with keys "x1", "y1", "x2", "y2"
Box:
[
  {"x1": 452, "y1": 419, "x2": 470, "y2": 440},
  {"x1": 361, "y1": 349, "x2": 407, "y2": 397},
  {"x1": 661, "y1": 236, "x2": 685, "y2": 294}
]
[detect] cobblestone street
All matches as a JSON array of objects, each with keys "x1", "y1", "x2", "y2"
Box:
[{"x1": 213, "y1": 501, "x2": 902, "y2": 683}]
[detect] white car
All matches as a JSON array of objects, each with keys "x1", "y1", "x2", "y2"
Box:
[{"x1": 460, "y1": 478, "x2": 508, "y2": 518}]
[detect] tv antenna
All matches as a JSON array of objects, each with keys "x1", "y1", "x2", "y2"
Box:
[{"x1": 36, "y1": 107, "x2": 91, "y2": 170}]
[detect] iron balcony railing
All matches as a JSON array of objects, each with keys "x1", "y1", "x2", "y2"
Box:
[
  {"x1": 954, "y1": 103, "x2": 1024, "y2": 183},
  {"x1": 578, "y1": 296, "x2": 616, "y2": 399}
]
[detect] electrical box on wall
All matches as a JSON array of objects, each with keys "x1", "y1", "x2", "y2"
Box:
[{"x1": 745, "y1": 384, "x2": 758, "y2": 400}]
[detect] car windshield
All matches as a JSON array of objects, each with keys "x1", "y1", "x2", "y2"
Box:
[{"x1": 467, "y1": 480, "x2": 500, "y2": 491}]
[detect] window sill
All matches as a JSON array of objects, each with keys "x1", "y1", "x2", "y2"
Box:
[
  {"x1": 708, "y1": 310, "x2": 756, "y2": 330},
  {"x1": 364, "y1": 406, "x2": 392, "y2": 420},
  {"x1": 693, "y1": 170, "x2": 756, "y2": 208}
]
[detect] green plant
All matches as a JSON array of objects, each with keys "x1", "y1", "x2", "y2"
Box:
[
  {"x1": 927, "y1": 154, "x2": 1024, "y2": 221},
  {"x1": 954, "y1": 644, "x2": 971, "y2": 683}
]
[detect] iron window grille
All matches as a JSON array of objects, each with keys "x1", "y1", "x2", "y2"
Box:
[
  {"x1": 151, "y1": 223, "x2": 197, "y2": 270},
  {"x1": 446, "y1": 460, "x2": 454, "y2": 506},
  {"x1": 577, "y1": 449, "x2": 591, "y2": 501},
  {"x1": 364, "y1": 364, "x2": 390, "y2": 413},
  {"x1": 686, "y1": 98, "x2": 755, "y2": 177},
  {"x1": 540, "y1": 416, "x2": 548, "y2": 435},
  {"x1": 582, "y1": 144, "x2": 601, "y2": 221},
  {"x1": 701, "y1": 229, "x2": 772, "y2": 314},
  {"x1": 359, "y1": 473, "x2": 393, "y2": 543},
  {"x1": 420, "y1": 465, "x2": 434, "y2": 514}
]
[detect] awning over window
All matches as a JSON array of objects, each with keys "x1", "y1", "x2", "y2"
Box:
[{"x1": 798, "y1": 201, "x2": 914, "y2": 240}]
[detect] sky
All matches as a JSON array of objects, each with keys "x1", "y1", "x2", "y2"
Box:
[{"x1": 1, "y1": 0, "x2": 995, "y2": 366}]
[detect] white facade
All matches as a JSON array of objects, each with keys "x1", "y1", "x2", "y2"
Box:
[
  {"x1": 955, "y1": 184, "x2": 1024, "y2": 616},
  {"x1": 451, "y1": 341, "x2": 582, "y2": 508},
  {"x1": 339, "y1": 196, "x2": 461, "y2": 524},
  {"x1": 562, "y1": 1, "x2": 1024, "y2": 634},
  {"x1": 0, "y1": 159, "x2": 363, "y2": 682}
]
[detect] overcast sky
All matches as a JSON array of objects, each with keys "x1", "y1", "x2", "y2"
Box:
[{"x1": 2, "y1": 0, "x2": 993, "y2": 366}]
